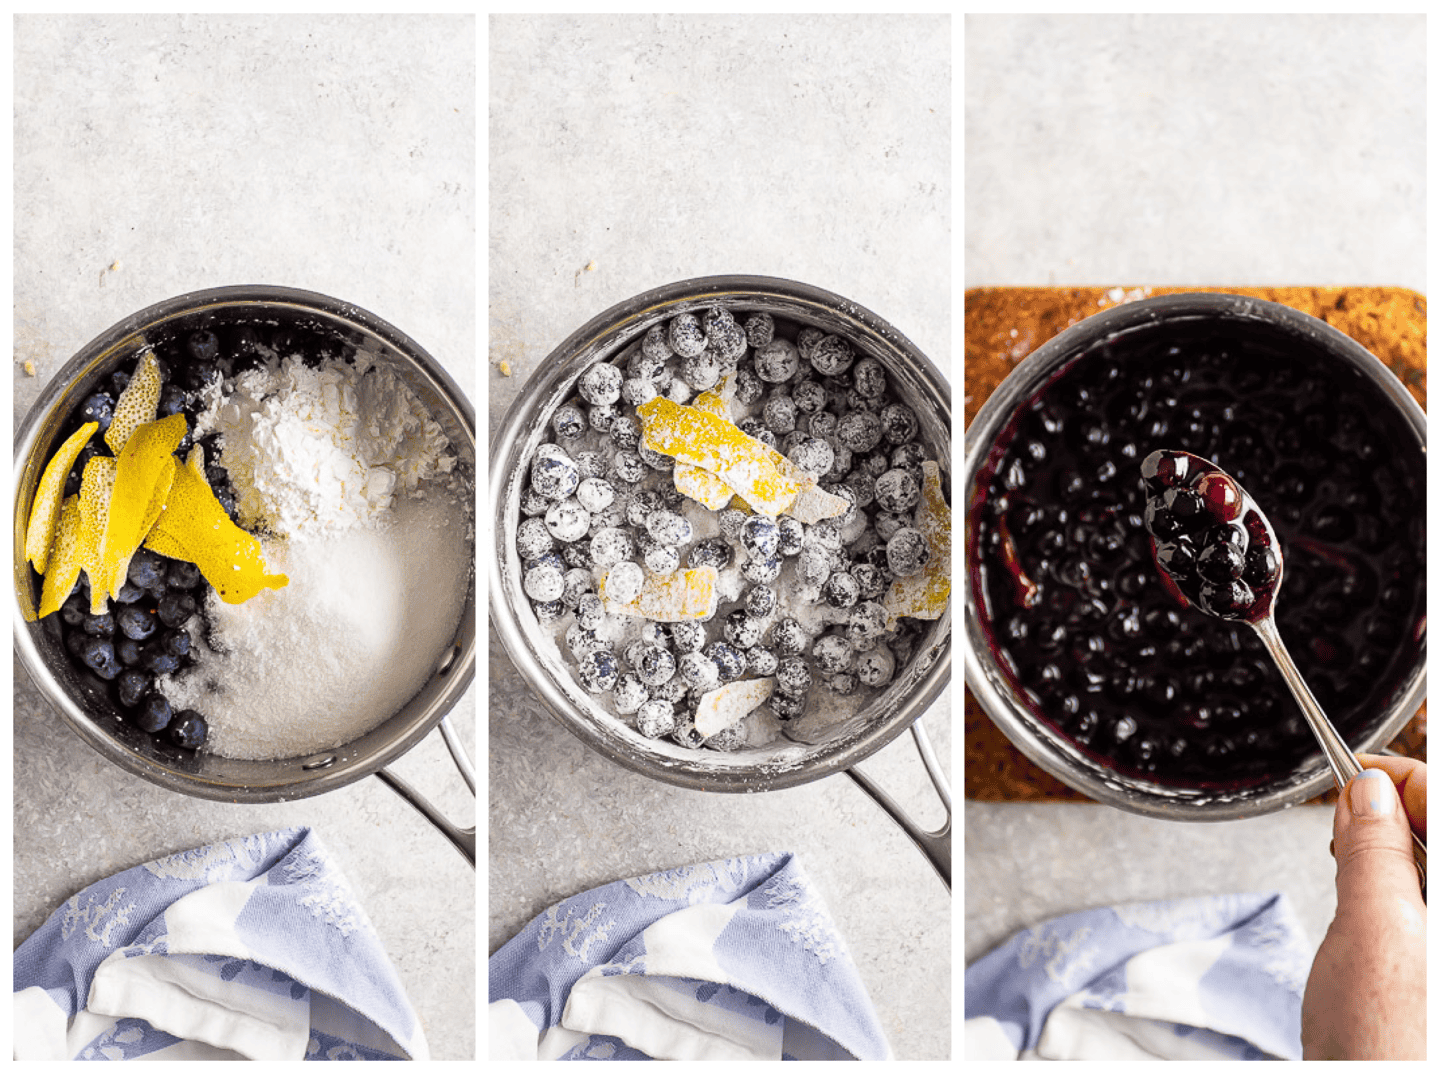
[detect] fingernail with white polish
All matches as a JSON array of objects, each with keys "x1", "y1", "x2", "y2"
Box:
[{"x1": 1351, "y1": 769, "x2": 1396, "y2": 817}]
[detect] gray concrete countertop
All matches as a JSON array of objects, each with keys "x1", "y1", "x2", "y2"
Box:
[
  {"x1": 489, "y1": 15, "x2": 952, "y2": 1060},
  {"x1": 964, "y1": 9, "x2": 1423, "y2": 990},
  {"x1": 14, "y1": 15, "x2": 476, "y2": 1060}
]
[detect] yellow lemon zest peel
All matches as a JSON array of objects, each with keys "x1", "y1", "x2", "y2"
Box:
[
  {"x1": 37, "y1": 495, "x2": 85, "y2": 618},
  {"x1": 24, "y1": 420, "x2": 98, "y2": 573},
  {"x1": 105, "y1": 351, "x2": 161, "y2": 454},
  {"x1": 78, "y1": 456, "x2": 118, "y2": 615},
  {"x1": 144, "y1": 459, "x2": 287, "y2": 604},
  {"x1": 101, "y1": 414, "x2": 187, "y2": 600}
]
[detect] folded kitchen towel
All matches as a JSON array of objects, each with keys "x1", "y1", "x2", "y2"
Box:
[
  {"x1": 965, "y1": 892, "x2": 1310, "y2": 1061},
  {"x1": 14, "y1": 827, "x2": 427, "y2": 1061},
  {"x1": 489, "y1": 851, "x2": 892, "y2": 1060}
]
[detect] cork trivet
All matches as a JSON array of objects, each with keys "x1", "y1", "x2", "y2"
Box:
[{"x1": 964, "y1": 286, "x2": 1427, "y2": 804}]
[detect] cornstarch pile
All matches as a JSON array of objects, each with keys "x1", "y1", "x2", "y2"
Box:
[{"x1": 159, "y1": 351, "x2": 471, "y2": 760}]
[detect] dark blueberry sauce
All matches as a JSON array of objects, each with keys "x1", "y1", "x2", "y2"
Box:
[
  {"x1": 971, "y1": 322, "x2": 1425, "y2": 789},
  {"x1": 1140, "y1": 450, "x2": 1282, "y2": 623}
]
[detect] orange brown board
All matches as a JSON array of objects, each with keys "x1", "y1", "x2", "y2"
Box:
[{"x1": 963, "y1": 286, "x2": 1427, "y2": 804}]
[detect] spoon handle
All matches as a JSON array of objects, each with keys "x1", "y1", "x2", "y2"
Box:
[{"x1": 1251, "y1": 615, "x2": 1426, "y2": 899}]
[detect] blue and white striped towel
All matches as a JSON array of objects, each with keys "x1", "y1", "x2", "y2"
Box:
[
  {"x1": 14, "y1": 827, "x2": 426, "y2": 1061},
  {"x1": 490, "y1": 851, "x2": 891, "y2": 1061},
  {"x1": 966, "y1": 892, "x2": 1310, "y2": 1061}
]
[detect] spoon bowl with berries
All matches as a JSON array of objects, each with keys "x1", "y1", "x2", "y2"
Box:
[{"x1": 1142, "y1": 447, "x2": 1426, "y2": 891}]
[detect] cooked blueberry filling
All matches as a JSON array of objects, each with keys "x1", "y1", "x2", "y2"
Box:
[{"x1": 974, "y1": 325, "x2": 1425, "y2": 787}]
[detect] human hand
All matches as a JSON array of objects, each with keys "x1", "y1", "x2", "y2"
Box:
[{"x1": 1301, "y1": 753, "x2": 1426, "y2": 1060}]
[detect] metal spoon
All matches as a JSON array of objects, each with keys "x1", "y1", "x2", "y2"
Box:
[{"x1": 1140, "y1": 449, "x2": 1426, "y2": 897}]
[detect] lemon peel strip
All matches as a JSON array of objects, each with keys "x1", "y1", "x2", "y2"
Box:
[{"x1": 24, "y1": 420, "x2": 98, "y2": 573}]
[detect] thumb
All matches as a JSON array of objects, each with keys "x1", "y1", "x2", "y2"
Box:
[{"x1": 1333, "y1": 769, "x2": 1423, "y2": 908}]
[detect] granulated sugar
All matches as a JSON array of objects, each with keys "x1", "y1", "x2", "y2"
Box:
[{"x1": 162, "y1": 493, "x2": 470, "y2": 760}]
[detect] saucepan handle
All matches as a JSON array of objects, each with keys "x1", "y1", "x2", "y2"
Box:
[
  {"x1": 844, "y1": 717, "x2": 952, "y2": 890},
  {"x1": 375, "y1": 715, "x2": 477, "y2": 867}
]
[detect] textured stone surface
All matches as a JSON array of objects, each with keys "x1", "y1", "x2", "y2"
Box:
[
  {"x1": 490, "y1": 14, "x2": 951, "y2": 1059},
  {"x1": 966, "y1": 14, "x2": 1425, "y2": 291},
  {"x1": 963, "y1": 11, "x2": 1423, "y2": 1005},
  {"x1": 15, "y1": 14, "x2": 475, "y2": 1059}
]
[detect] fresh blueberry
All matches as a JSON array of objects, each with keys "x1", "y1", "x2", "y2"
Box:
[
  {"x1": 157, "y1": 592, "x2": 197, "y2": 629},
  {"x1": 116, "y1": 669, "x2": 151, "y2": 708},
  {"x1": 116, "y1": 605, "x2": 157, "y2": 641},
  {"x1": 79, "y1": 637, "x2": 121, "y2": 680},
  {"x1": 168, "y1": 710, "x2": 208, "y2": 749},
  {"x1": 166, "y1": 561, "x2": 202, "y2": 589},
  {"x1": 186, "y1": 329, "x2": 220, "y2": 363},
  {"x1": 116, "y1": 637, "x2": 144, "y2": 667},
  {"x1": 78, "y1": 393, "x2": 115, "y2": 432},
  {"x1": 160, "y1": 629, "x2": 191, "y2": 659},
  {"x1": 136, "y1": 694, "x2": 173, "y2": 732},
  {"x1": 141, "y1": 644, "x2": 181, "y2": 675},
  {"x1": 127, "y1": 549, "x2": 168, "y2": 591}
]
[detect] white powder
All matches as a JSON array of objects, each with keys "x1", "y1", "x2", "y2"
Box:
[
  {"x1": 161, "y1": 352, "x2": 472, "y2": 760},
  {"x1": 163, "y1": 494, "x2": 470, "y2": 760},
  {"x1": 195, "y1": 352, "x2": 457, "y2": 539}
]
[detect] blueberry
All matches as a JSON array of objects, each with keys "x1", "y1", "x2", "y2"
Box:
[
  {"x1": 79, "y1": 637, "x2": 121, "y2": 679},
  {"x1": 705, "y1": 641, "x2": 747, "y2": 682},
  {"x1": 1197, "y1": 542, "x2": 1246, "y2": 584},
  {"x1": 141, "y1": 645, "x2": 181, "y2": 675},
  {"x1": 745, "y1": 585, "x2": 778, "y2": 619},
  {"x1": 822, "y1": 572, "x2": 861, "y2": 610},
  {"x1": 81, "y1": 611, "x2": 114, "y2": 637},
  {"x1": 157, "y1": 592, "x2": 197, "y2": 629},
  {"x1": 812, "y1": 634, "x2": 855, "y2": 674},
  {"x1": 776, "y1": 516, "x2": 806, "y2": 556},
  {"x1": 809, "y1": 335, "x2": 854, "y2": 376},
  {"x1": 551, "y1": 404, "x2": 587, "y2": 441},
  {"x1": 636, "y1": 698, "x2": 677, "y2": 739},
  {"x1": 879, "y1": 403, "x2": 919, "y2": 445},
  {"x1": 792, "y1": 379, "x2": 827, "y2": 414},
  {"x1": 136, "y1": 694, "x2": 173, "y2": 732},
  {"x1": 874, "y1": 468, "x2": 921, "y2": 514},
  {"x1": 646, "y1": 510, "x2": 693, "y2": 547},
  {"x1": 578, "y1": 363, "x2": 624, "y2": 406},
  {"x1": 677, "y1": 650, "x2": 721, "y2": 691},
  {"x1": 109, "y1": 367, "x2": 132, "y2": 396},
  {"x1": 116, "y1": 637, "x2": 144, "y2": 667},
  {"x1": 516, "y1": 516, "x2": 555, "y2": 560},
  {"x1": 770, "y1": 617, "x2": 808, "y2": 656},
  {"x1": 740, "y1": 516, "x2": 781, "y2": 558},
  {"x1": 1159, "y1": 487, "x2": 1206, "y2": 532},
  {"x1": 633, "y1": 645, "x2": 676, "y2": 687},
  {"x1": 744, "y1": 312, "x2": 776, "y2": 349},
  {"x1": 160, "y1": 629, "x2": 191, "y2": 658},
  {"x1": 168, "y1": 710, "x2": 208, "y2": 749},
  {"x1": 754, "y1": 338, "x2": 800, "y2": 383},
  {"x1": 166, "y1": 560, "x2": 202, "y2": 589},
  {"x1": 885, "y1": 528, "x2": 930, "y2": 577},
  {"x1": 788, "y1": 436, "x2": 834, "y2": 477},
  {"x1": 852, "y1": 357, "x2": 888, "y2": 398},
  {"x1": 115, "y1": 670, "x2": 151, "y2": 707},
  {"x1": 187, "y1": 329, "x2": 220, "y2": 363},
  {"x1": 613, "y1": 674, "x2": 650, "y2": 715},
  {"x1": 775, "y1": 656, "x2": 813, "y2": 696},
  {"x1": 723, "y1": 611, "x2": 764, "y2": 650},
  {"x1": 1244, "y1": 545, "x2": 1281, "y2": 587},
  {"x1": 836, "y1": 409, "x2": 883, "y2": 454},
  {"x1": 127, "y1": 549, "x2": 169, "y2": 591},
  {"x1": 116, "y1": 605, "x2": 158, "y2": 641},
  {"x1": 740, "y1": 554, "x2": 782, "y2": 585},
  {"x1": 668, "y1": 313, "x2": 707, "y2": 358},
  {"x1": 763, "y1": 395, "x2": 798, "y2": 436},
  {"x1": 60, "y1": 593, "x2": 89, "y2": 628},
  {"x1": 769, "y1": 690, "x2": 808, "y2": 721},
  {"x1": 78, "y1": 393, "x2": 115, "y2": 432},
  {"x1": 577, "y1": 650, "x2": 620, "y2": 693},
  {"x1": 113, "y1": 581, "x2": 146, "y2": 604},
  {"x1": 530, "y1": 444, "x2": 580, "y2": 501},
  {"x1": 688, "y1": 538, "x2": 733, "y2": 570},
  {"x1": 158, "y1": 385, "x2": 188, "y2": 418},
  {"x1": 669, "y1": 621, "x2": 706, "y2": 654}
]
